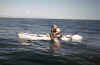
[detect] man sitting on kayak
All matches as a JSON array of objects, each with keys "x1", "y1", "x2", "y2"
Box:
[
  {"x1": 49, "y1": 24, "x2": 62, "y2": 55},
  {"x1": 50, "y1": 24, "x2": 62, "y2": 39}
]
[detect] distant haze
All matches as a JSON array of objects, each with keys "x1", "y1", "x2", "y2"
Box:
[{"x1": 0, "y1": 0, "x2": 99, "y2": 20}]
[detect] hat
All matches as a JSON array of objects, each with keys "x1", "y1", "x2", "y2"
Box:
[{"x1": 52, "y1": 24, "x2": 57, "y2": 28}]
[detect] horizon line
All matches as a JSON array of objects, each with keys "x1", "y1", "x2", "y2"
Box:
[{"x1": 0, "y1": 17, "x2": 99, "y2": 21}]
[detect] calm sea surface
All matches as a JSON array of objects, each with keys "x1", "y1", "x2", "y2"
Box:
[{"x1": 0, "y1": 18, "x2": 100, "y2": 65}]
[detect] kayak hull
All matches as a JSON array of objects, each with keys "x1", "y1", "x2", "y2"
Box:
[{"x1": 18, "y1": 32, "x2": 83, "y2": 43}]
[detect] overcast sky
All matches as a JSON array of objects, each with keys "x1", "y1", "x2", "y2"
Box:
[{"x1": 0, "y1": 0, "x2": 99, "y2": 20}]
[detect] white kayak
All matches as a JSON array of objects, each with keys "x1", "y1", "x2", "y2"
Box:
[{"x1": 18, "y1": 32, "x2": 83, "y2": 43}]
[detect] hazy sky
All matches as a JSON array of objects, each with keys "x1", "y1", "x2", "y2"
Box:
[{"x1": 0, "y1": 0, "x2": 99, "y2": 20}]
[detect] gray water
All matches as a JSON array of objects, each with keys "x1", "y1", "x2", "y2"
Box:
[{"x1": 0, "y1": 18, "x2": 100, "y2": 65}]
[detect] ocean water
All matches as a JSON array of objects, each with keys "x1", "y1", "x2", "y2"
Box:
[{"x1": 0, "y1": 18, "x2": 100, "y2": 65}]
